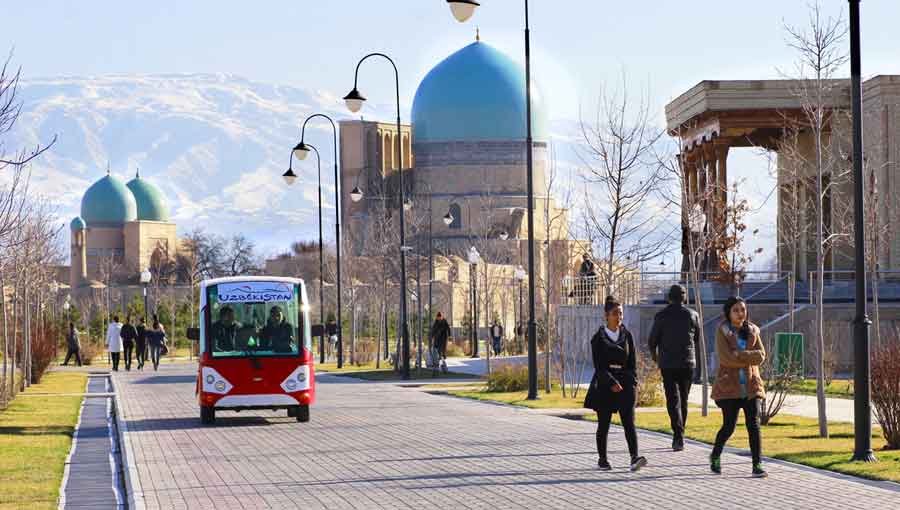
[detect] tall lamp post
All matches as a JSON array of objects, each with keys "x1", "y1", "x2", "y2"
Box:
[
  {"x1": 447, "y1": 0, "x2": 539, "y2": 399},
  {"x1": 514, "y1": 265, "x2": 526, "y2": 355},
  {"x1": 467, "y1": 246, "x2": 481, "y2": 358},
  {"x1": 140, "y1": 269, "x2": 152, "y2": 324},
  {"x1": 345, "y1": 52, "x2": 412, "y2": 379},
  {"x1": 848, "y1": 0, "x2": 876, "y2": 463},
  {"x1": 283, "y1": 147, "x2": 328, "y2": 365},
  {"x1": 292, "y1": 113, "x2": 344, "y2": 369}
]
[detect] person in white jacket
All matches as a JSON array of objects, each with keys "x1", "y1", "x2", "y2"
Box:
[{"x1": 106, "y1": 315, "x2": 123, "y2": 371}]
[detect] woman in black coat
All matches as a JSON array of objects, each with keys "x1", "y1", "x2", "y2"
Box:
[{"x1": 583, "y1": 296, "x2": 647, "y2": 472}]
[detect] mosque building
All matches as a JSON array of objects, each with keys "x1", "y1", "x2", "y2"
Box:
[
  {"x1": 69, "y1": 169, "x2": 179, "y2": 291},
  {"x1": 336, "y1": 37, "x2": 582, "y2": 330}
]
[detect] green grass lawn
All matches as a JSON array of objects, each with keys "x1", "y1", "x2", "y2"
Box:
[
  {"x1": 0, "y1": 371, "x2": 87, "y2": 510},
  {"x1": 793, "y1": 379, "x2": 854, "y2": 399},
  {"x1": 447, "y1": 387, "x2": 900, "y2": 483},
  {"x1": 319, "y1": 361, "x2": 481, "y2": 381}
]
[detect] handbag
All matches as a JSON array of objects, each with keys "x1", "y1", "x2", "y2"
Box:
[{"x1": 160, "y1": 336, "x2": 169, "y2": 356}]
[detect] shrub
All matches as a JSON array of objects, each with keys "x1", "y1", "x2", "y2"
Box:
[
  {"x1": 446, "y1": 340, "x2": 466, "y2": 358},
  {"x1": 760, "y1": 335, "x2": 803, "y2": 425},
  {"x1": 353, "y1": 338, "x2": 377, "y2": 366},
  {"x1": 29, "y1": 325, "x2": 60, "y2": 384},
  {"x1": 872, "y1": 341, "x2": 900, "y2": 449},
  {"x1": 636, "y1": 350, "x2": 663, "y2": 407},
  {"x1": 485, "y1": 363, "x2": 546, "y2": 393},
  {"x1": 79, "y1": 339, "x2": 103, "y2": 366}
]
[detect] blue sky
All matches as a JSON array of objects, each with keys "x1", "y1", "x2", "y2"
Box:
[
  {"x1": 6, "y1": 1, "x2": 900, "y2": 265},
  {"x1": 8, "y1": 1, "x2": 900, "y2": 120}
]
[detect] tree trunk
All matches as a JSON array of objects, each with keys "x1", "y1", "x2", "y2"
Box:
[{"x1": 814, "y1": 115, "x2": 829, "y2": 438}]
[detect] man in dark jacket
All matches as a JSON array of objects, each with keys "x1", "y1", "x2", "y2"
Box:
[
  {"x1": 647, "y1": 284, "x2": 700, "y2": 451},
  {"x1": 135, "y1": 317, "x2": 147, "y2": 370},
  {"x1": 430, "y1": 312, "x2": 451, "y2": 370},
  {"x1": 120, "y1": 316, "x2": 138, "y2": 371},
  {"x1": 62, "y1": 322, "x2": 82, "y2": 366}
]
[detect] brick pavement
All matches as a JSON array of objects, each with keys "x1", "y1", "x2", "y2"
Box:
[{"x1": 114, "y1": 363, "x2": 899, "y2": 510}]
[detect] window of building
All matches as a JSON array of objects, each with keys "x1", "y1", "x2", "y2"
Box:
[{"x1": 448, "y1": 203, "x2": 462, "y2": 230}]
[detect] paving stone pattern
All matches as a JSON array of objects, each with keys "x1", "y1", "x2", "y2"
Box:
[{"x1": 114, "y1": 364, "x2": 899, "y2": 510}]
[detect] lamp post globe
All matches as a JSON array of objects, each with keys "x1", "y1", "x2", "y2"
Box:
[
  {"x1": 446, "y1": 0, "x2": 480, "y2": 22},
  {"x1": 515, "y1": 265, "x2": 526, "y2": 281},
  {"x1": 343, "y1": 88, "x2": 366, "y2": 113},
  {"x1": 499, "y1": 230, "x2": 509, "y2": 241},
  {"x1": 403, "y1": 198, "x2": 413, "y2": 212},
  {"x1": 350, "y1": 186, "x2": 364, "y2": 203},
  {"x1": 293, "y1": 141, "x2": 311, "y2": 161},
  {"x1": 282, "y1": 168, "x2": 298, "y2": 186},
  {"x1": 442, "y1": 212, "x2": 454, "y2": 226},
  {"x1": 140, "y1": 270, "x2": 152, "y2": 285}
]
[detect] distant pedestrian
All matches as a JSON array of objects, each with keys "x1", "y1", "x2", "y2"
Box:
[
  {"x1": 106, "y1": 315, "x2": 123, "y2": 371},
  {"x1": 584, "y1": 296, "x2": 647, "y2": 472},
  {"x1": 577, "y1": 253, "x2": 597, "y2": 304},
  {"x1": 135, "y1": 317, "x2": 147, "y2": 370},
  {"x1": 146, "y1": 315, "x2": 167, "y2": 371},
  {"x1": 490, "y1": 321, "x2": 503, "y2": 356},
  {"x1": 62, "y1": 322, "x2": 82, "y2": 366},
  {"x1": 647, "y1": 284, "x2": 700, "y2": 451},
  {"x1": 430, "y1": 312, "x2": 451, "y2": 372},
  {"x1": 120, "y1": 316, "x2": 138, "y2": 371},
  {"x1": 710, "y1": 296, "x2": 767, "y2": 478}
]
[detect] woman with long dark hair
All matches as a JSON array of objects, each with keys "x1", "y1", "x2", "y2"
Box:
[
  {"x1": 583, "y1": 296, "x2": 647, "y2": 472},
  {"x1": 710, "y1": 296, "x2": 767, "y2": 478}
]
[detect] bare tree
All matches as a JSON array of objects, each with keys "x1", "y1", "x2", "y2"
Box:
[
  {"x1": 222, "y1": 234, "x2": 261, "y2": 276},
  {"x1": 579, "y1": 74, "x2": 671, "y2": 297},
  {"x1": 783, "y1": 2, "x2": 850, "y2": 438}
]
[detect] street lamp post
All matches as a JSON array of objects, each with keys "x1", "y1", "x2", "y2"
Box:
[
  {"x1": 284, "y1": 146, "x2": 328, "y2": 365},
  {"x1": 139, "y1": 269, "x2": 152, "y2": 324},
  {"x1": 467, "y1": 246, "x2": 481, "y2": 358},
  {"x1": 514, "y1": 265, "x2": 525, "y2": 355},
  {"x1": 447, "y1": 0, "x2": 539, "y2": 399},
  {"x1": 345, "y1": 52, "x2": 412, "y2": 379},
  {"x1": 848, "y1": 0, "x2": 876, "y2": 463},
  {"x1": 292, "y1": 113, "x2": 344, "y2": 368}
]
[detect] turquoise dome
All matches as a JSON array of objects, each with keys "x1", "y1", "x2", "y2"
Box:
[
  {"x1": 70, "y1": 216, "x2": 86, "y2": 231},
  {"x1": 412, "y1": 41, "x2": 547, "y2": 143},
  {"x1": 126, "y1": 174, "x2": 169, "y2": 221},
  {"x1": 80, "y1": 174, "x2": 138, "y2": 225}
]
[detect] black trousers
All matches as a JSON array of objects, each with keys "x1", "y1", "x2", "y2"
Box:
[
  {"x1": 661, "y1": 367, "x2": 693, "y2": 440},
  {"x1": 596, "y1": 407, "x2": 639, "y2": 461},
  {"x1": 123, "y1": 342, "x2": 134, "y2": 370},
  {"x1": 712, "y1": 398, "x2": 762, "y2": 464},
  {"x1": 135, "y1": 341, "x2": 146, "y2": 369},
  {"x1": 111, "y1": 352, "x2": 121, "y2": 371},
  {"x1": 63, "y1": 348, "x2": 82, "y2": 366}
]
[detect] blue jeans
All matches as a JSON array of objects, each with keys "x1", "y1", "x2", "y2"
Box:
[{"x1": 150, "y1": 344, "x2": 162, "y2": 370}]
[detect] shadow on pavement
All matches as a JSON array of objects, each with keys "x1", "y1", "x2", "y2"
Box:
[
  {"x1": 126, "y1": 415, "x2": 274, "y2": 431},
  {"x1": 130, "y1": 375, "x2": 197, "y2": 385}
]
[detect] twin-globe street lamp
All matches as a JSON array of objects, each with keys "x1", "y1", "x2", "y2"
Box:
[
  {"x1": 445, "y1": 0, "x2": 540, "y2": 399},
  {"x1": 284, "y1": 144, "x2": 331, "y2": 365},
  {"x1": 289, "y1": 113, "x2": 345, "y2": 369},
  {"x1": 140, "y1": 269, "x2": 152, "y2": 322},
  {"x1": 467, "y1": 246, "x2": 482, "y2": 358}
]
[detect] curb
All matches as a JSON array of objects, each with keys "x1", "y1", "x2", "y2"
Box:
[
  {"x1": 56, "y1": 378, "x2": 89, "y2": 510},
  {"x1": 110, "y1": 374, "x2": 145, "y2": 510}
]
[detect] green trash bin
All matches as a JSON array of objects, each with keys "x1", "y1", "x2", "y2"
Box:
[{"x1": 774, "y1": 332, "x2": 804, "y2": 376}]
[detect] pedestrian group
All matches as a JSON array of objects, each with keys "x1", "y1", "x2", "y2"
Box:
[{"x1": 585, "y1": 285, "x2": 768, "y2": 477}]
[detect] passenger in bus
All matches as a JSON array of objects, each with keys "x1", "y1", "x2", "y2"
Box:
[
  {"x1": 211, "y1": 306, "x2": 241, "y2": 352},
  {"x1": 260, "y1": 305, "x2": 294, "y2": 352}
]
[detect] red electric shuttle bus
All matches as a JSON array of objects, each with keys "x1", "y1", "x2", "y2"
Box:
[{"x1": 193, "y1": 276, "x2": 315, "y2": 425}]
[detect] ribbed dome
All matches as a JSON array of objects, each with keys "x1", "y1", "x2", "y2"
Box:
[
  {"x1": 411, "y1": 41, "x2": 547, "y2": 143},
  {"x1": 80, "y1": 174, "x2": 138, "y2": 225},
  {"x1": 126, "y1": 173, "x2": 169, "y2": 222},
  {"x1": 70, "y1": 216, "x2": 86, "y2": 231}
]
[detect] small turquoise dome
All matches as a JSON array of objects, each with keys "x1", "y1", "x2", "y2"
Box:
[
  {"x1": 80, "y1": 174, "x2": 137, "y2": 225},
  {"x1": 412, "y1": 41, "x2": 547, "y2": 143},
  {"x1": 70, "y1": 216, "x2": 86, "y2": 231},
  {"x1": 126, "y1": 173, "x2": 169, "y2": 222}
]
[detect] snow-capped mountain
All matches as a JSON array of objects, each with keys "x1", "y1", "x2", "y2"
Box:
[{"x1": 7, "y1": 73, "x2": 389, "y2": 255}]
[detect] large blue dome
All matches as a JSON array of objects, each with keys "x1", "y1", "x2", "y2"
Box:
[
  {"x1": 80, "y1": 174, "x2": 138, "y2": 225},
  {"x1": 127, "y1": 174, "x2": 169, "y2": 222},
  {"x1": 412, "y1": 41, "x2": 547, "y2": 143}
]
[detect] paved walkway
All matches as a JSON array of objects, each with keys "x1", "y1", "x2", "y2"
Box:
[{"x1": 112, "y1": 363, "x2": 898, "y2": 509}]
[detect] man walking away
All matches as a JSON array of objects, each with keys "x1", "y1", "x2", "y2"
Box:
[
  {"x1": 62, "y1": 322, "x2": 82, "y2": 366},
  {"x1": 430, "y1": 312, "x2": 451, "y2": 373},
  {"x1": 135, "y1": 317, "x2": 147, "y2": 370},
  {"x1": 120, "y1": 316, "x2": 138, "y2": 371},
  {"x1": 106, "y1": 315, "x2": 124, "y2": 371},
  {"x1": 490, "y1": 321, "x2": 504, "y2": 356},
  {"x1": 647, "y1": 284, "x2": 700, "y2": 451}
]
